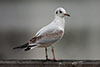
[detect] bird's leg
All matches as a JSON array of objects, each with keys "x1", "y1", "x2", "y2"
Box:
[
  {"x1": 45, "y1": 47, "x2": 49, "y2": 60},
  {"x1": 52, "y1": 46, "x2": 56, "y2": 60}
]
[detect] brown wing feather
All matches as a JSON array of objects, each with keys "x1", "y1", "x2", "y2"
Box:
[
  {"x1": 29, "y1": 30, "x2": 63, "y2": 44},
  {"x1": 29, "y1": 36, "x2": 43, "y2": 44}
]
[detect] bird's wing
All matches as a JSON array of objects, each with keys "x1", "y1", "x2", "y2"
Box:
[{"x1": 29, "y1": 25, "x2": 64, "y2": 44}]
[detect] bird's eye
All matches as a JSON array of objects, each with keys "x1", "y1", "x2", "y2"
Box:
[
  {"x1": 56, "y1": 11, "x2": 58, "y2": 14},
  {"x1": 59, "y1": 10, "x2": 62, "y2": 13}
]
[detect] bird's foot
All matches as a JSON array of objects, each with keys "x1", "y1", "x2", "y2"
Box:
[
  {"x1": 46, "y1": 58, "x2": 52, "y2": 61},
  {"x1": 52, "y1": 58, "x2": 59, "y2": 61},
  {"x1": 46, "y1": 58, "x2": 59, "y2": 61}
]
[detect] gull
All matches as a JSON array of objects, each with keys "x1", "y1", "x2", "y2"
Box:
[{"x1": 13, "y1": 7, "x2": 70, "y2": 60}]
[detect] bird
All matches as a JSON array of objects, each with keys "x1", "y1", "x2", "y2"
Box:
[{"x1": 13, "y1": 7, "x2": 70, "y2": 60}]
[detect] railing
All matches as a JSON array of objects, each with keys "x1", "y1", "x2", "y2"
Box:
[{"x1": 0, "y1": 60, "x2": 100, "y2": 67}]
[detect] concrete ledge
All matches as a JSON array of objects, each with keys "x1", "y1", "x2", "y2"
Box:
[{"x1": 0, "y1": 60, "x2": 100, "y2": 67}]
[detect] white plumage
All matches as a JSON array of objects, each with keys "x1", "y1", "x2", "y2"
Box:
[
  {"x1": 34, "y1": 17, "x2": 65, "y2": 47},
  {"x1": 13, "y1": 7, "x2": 70, "y2": 60}
]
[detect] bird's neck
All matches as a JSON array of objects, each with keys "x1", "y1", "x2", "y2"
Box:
[{"x1": 53, "y1": 16, "x2": 65, "y2": 28}]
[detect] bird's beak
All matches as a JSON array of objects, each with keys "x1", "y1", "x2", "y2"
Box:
[{"x1": 64, "y1": 13, "x2": 70, "y2": 17}]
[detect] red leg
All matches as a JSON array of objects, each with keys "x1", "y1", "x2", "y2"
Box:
[
  {"x1": 45, "y1": 47, "x2": 49, "y2": 60},
  {"x1": 52, "y1": 46, "x2": 56, "y2": 60}
]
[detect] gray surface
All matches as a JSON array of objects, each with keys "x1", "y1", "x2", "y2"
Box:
[{"x1": 0, "y1": 60, "x2": 100, "y2": 67}]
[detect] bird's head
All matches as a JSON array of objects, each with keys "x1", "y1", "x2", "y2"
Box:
[{"x1": 55, "y1": 7, "x2": 70, "y2": 18}]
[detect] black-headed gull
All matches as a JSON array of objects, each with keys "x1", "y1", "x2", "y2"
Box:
[{"x1": 13, "y1": 7, "x2": 70, "y2": 60}]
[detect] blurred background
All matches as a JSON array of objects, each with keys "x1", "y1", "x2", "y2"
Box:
[{"x1": 0, "y1": 0, "x2": 100, "y2": 60}]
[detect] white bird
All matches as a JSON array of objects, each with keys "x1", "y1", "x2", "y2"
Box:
[{"x1": 13, "y1": 7, "x2": 70, "y2": 60}]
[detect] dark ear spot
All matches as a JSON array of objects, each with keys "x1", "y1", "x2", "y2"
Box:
[
  {"x1": 56, "y1": 11, "x2": 58, "y2": 14},
  {"x1": 59, "y1": 10, "x2": 62, "y2": 13}
]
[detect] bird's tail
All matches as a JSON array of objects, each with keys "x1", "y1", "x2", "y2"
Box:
[
  {"x1": 13, "y1": 42, "x2": 38, "y2": 51},
  {"x1": 24, "y1": 45, "x2": 37, "y2": 51},
  {"x1": 13, "y1": 42, "x2": 29, "y2": 49}
]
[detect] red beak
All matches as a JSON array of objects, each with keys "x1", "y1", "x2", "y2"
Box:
[{"x1": 64, "y1": 13, "x2": 70, "y2": 17}]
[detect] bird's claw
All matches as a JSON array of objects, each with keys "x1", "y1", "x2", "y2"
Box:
[{"x1": 46, "y1": 58, "x2": 59, "y2": 61}]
